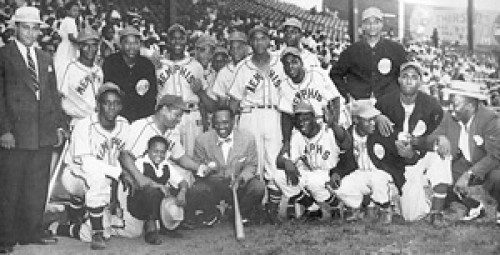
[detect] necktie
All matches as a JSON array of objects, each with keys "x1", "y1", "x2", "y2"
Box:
[
  {"x1": 217, "y1": 137, "x2": 232, "y2": 147},
  {"x1": 26, "y1": 47, "x2": 40, "y2": 98}
]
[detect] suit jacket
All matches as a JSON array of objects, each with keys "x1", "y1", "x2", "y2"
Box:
[
  {"x1": 429, "y1": 106, "x2": 500, "y2": 179},
  {"x1": 367, "y1": 90, "x2": 443, "y2": 191},
  {"x1": 193, "y1": 129, "x2": 258, "y2": 182},
  {"x1": 0, "y1": 42, "x2": 66, "y2": 149}
]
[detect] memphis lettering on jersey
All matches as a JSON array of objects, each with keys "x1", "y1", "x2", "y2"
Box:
[
  {"x1": 76, "y1": 72, "x2": 101, "y2": 95},
  {"x1": 292, "y1": 88, "x2": 323, "y2": 105},
  {"x1": 96, "y1": 137, "x2": 125, "y2": 160},
  {"x1": 158, "y1": 65, "x2": 195, "y2": 87},
  {"x1": 303, "y1": 143, "x2": 331, "y2": 161},
  {"x1": 245, "y1": 70, "x2": 282, "y2": 92}
]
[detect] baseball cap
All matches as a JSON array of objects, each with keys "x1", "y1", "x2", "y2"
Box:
[
  {"x1": 361, "y1": 7, "x2": 383, "y2": 21},
  {"x1": 155, "y1": 95, "x2": 186, "y2": 110},
  {"x1": 351, "y1": 100, "x2": 380, "y2": 119},
  {"x1": 281, "y1": 47, "x2": 301, "y2": 60},
  {"x1": 97, "y1": 82, "x2": 123, "y2": 98},
  {"x1": 228, "y1": 31, "x2": 247, "y2": 42},
  {"x1": 76, "y1": 28, "x2": 99, "y2": 43},
  {"x1": 293, "y1": 101, "x2": 314, "y2": 114},
  {"x1": 167, "y1": 23, "x2": 186, "y2": 35},
  {"x1": 119, "y1": 26, "x2": 141, "y2": 38},
  {"x1": 248, "y1": 25, "x2": 269, "y2": 39},
  {"x1": 195, "y1": 35, "x2": 217, "y2": 48},
  {"x1": 281, "y1": 18, "x2": 302, "y2": 31},
  {"x1": 400, "y1": 61, "x2": 423, "y2": 77}
]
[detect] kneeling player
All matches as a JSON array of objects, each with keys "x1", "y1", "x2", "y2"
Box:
[
  {"x1": 332, "y1": 101, "x2": 394, "y2": 223},
  {"x1": 276, "y1": 102, "x2": 351, "y2": 219},
  {"x1": 52, "y1": 83, "x2": 129, "y2": 250}
]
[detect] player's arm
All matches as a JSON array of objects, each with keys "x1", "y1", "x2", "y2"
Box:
[
  {"x1": 119, "y1": 150, "x2": 155, "y2": 188},
  {"x1": 329, "y1": 48, "x2": 350, "y2": 101},
  {"x1": 191, "y1": 77, "x2": 217, "y2": 112}
]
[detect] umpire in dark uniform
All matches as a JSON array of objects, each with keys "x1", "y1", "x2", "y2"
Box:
[
  {"x1": 0, "y1": 7, "x2": 67, "y2": 253},
  {"x1": 330, "y1": 7, "x2": 406, "y2": 101},
  {"x1": 103, "y1": 26, "x2": 157, "y2": 122}
]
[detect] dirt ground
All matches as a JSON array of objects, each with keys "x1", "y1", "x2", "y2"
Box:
[{"x1": 12, "y1": 205, "x2": 500, "y2": 255}]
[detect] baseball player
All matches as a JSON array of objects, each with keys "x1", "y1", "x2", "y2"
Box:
[
  {"x1": 211, "y1": 30, "x2": 249, "y2": 103},
  {"x1": 279, "y1": 46, "x2": 351, "y2": 148},
  {"x1": 228, "y1": 25, "x2": 287, "y2": 218},
  {"x1": 156, "y1": 24, "x2": 216, "y2": 156},
  {"x1": 59, "y1": 28, "x2": 103, "y2": 123},
  {"x1": 332, "y1": 101, "x2": 394, "y2": 223},
  {"x1": 57, "y1": 83, "x2": 129, "y2": 250},
  {"x1": 275, "y1": 102, "x2": 351, "y2": 219},
  {"x1": 274, "y1": 18, "x2": 321, "y2": 70}
]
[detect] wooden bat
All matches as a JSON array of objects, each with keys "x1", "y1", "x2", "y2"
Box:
[
  {"x1": 45, "y1": 140, "x2": 70, "y2": 210},
  {"x1": 232, "y1": 183, "x2": 245, "y2": 241}
]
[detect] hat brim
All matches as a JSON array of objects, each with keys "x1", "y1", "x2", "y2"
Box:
[
  {"x1": 442, "y1": 88, "x2": 489, "y2": 101},
  {"x1": 9, "y1": 18, "x2": 45, "y2": 25}
]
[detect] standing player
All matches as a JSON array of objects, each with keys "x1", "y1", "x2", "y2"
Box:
[
  {"x1": 277, "y1": 18, "x2": 320, "y2": 70},
  {"x1": 228, "y1": 25, "x2": 287, "y2": 217},
  {"x1": 212, "y1": 30, "x2": 249, "y2": 104},
  {"x1": 157, "y1": 24, "x2": 216, "y2": 156},
  {"x1": 58, "y1": 83, "x2": 128, "y2": 250},
  {"x1": 279, "y1": 47, "x2": 350, "y2": 149},
  {"x1": 59, "y1": 28, "x2": 102, "y2": 123}
]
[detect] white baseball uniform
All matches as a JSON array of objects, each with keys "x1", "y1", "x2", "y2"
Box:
[
  {"x1": 211, "y1": 62, "x2": 238, "y2": 99},
  {"x1": 278, "y1": 69, "x2": 350, "y2": 128},
  {"x1": 275, "y1": 123, "x2": 340, "y2": 202},
  {"x1": 114, "y1": 116, "x2": 189, "y2": 238},
  {"x1": 61, "y1": 113, "x2": 129, "y2": 209},
  {"x1": 334, "y1": 130, "x2": 394, "y2": 209},
  {"x1": 157, "y1": 55, "x2": 206, "y2": 156},
  {"x1": 59, "y1": 60, "x2": 103, "y2": 122},
  {"x1": 400, "y1": 152, "x2": 452, "y2": 221},
  {"x1": 229, "y1": 54, "x2": 286, "y2": 182}
]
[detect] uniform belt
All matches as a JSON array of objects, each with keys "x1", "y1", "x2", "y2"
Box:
[{"x1": 241, "y1": 105, "x2": 277, "y2": 113}]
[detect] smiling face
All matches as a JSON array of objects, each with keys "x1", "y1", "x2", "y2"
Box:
[
  {"x1": 361, "y1": 17, "x2": 383, "y2": 37},
  {"x1": 98, "y1": 91, "x2": 122, "y2": 123},
  {"x1": 79, "y1": 39, "x2": 99, "y2": 63},
  {"x1": 282, "y1": 53, "x2": 304, "y2": 82},
  {"x1": 212, "y1": 109, "x2": 234, "y2": 139},
  {"x1": 294, "y1": 112, "x2": 317, "y2": 137},
  {"x1": 250, "y1": 31, "x2": 270, "y2": 55},
  {"x1": 147, "y1": 140, "x2": 167, "y2": 166},
  {"x1": 283, "y1": 25, "x2": 301, "y2": 47}
]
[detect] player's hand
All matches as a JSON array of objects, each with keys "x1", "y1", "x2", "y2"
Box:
[
  {"x1": 395, "y1": 140, "x2": 415, "y2": 159},
  {"x1": 176, "y1": 192, "x2": 186, "y2": 207},
  {"x1": 454, "y1": 171, "x2": 471, "y2": 195},
  {"x1": 324, "y1": 98, "x2": 340, "y2": 127},
  {"x1": 150, "y1": 51, "x2": 163, "y2": 70},
  {"x1": 0, "y1": 132, "x2": 15, "y2": 149},
  {"x1": 283, "y1": 159, "x2": 300, "y2": 186},
  {"x1": 54, "y1": 128, "x2": 68, "y2": 147},
  {"x1": 190, "y1": 78, "x2": 204, "y2": 95},
  {"x1": 376, "y1": 114, "x2": 394, "y2": 137},
  {"x1": 121, "y1": 173, "x2": 139, "y2": 196},
  {"x1": 326, "y1": 173, "x2": 341, "y2": 190},
  {"x1": 435, "y1": 135, "x2": 451, "y2": 159}
]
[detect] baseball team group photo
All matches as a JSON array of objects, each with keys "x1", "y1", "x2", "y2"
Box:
[{"x1": 0, "y1": 0, "x2": 500, "y2": 254}]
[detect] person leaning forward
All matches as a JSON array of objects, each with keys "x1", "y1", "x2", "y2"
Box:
[{"x1": 0, "y1": 6, "x2": 68, "y2": 253}]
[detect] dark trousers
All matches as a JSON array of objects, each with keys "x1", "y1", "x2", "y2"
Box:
[
  {"x1": 127, "y1": 186, "x2": 165, "y2": 221},
  {"x1": 0, "y1": 147, "x2": 52, "y2": 245},
  {"x1": 186, "y1": 176, "x2": 265, "y2": 220},
  {"x1": 483, "y1": 169, "x2": 500, "y2": 211}
]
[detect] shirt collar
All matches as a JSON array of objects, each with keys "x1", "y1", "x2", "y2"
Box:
[
  {"x1": 14, "y1": 39, "x2": 35, "y2": 57},
  {"x1": 217, "y1": 131, "x2": 234, "y2": 144}
]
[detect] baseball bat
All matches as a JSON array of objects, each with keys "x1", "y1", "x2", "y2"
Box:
[
  {"x1": 232, "y1": 183, "x2": 245, "y2": 241},
  {"x1": 45, "y1": 140, "x2": 70, "y2": 209}
]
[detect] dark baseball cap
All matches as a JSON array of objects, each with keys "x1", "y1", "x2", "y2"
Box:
[{"x1": 155, "y1": 95, "x2": 186, "y2": 111}]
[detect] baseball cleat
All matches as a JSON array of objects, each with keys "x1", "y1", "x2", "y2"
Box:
[
  {"x1": 90, "y1": 231, "x2": 106, "y2": 250},
  {"x1": 461, "y1": 203, "x2": 486, "y2": 221}
]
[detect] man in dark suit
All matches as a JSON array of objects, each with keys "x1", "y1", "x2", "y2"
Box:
[
  {"x1": 187, "y1": 106, "x2": 265, "y2": 226},
  {"x1": 0, "y1": 6, "x2": 67, "y2": 253},
  {"x1": 433, "y1": 83, "x2": 500, "y2": 225}
]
